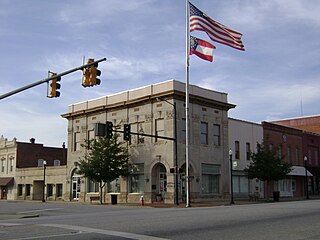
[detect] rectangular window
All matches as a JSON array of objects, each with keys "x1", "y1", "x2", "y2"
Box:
[
  {"x1": 269, "y1": 144, "x2": 274, "y2": 152},
  {"x1": 315, "y1": 150, "x2": 318, "y2": 166},
  {"x1": 88, "y1": 180, "x2": 99, "y2": 193},
  {"x1": 56, "y1": 184, "x2": 63, "y2": 197},
  {"x1": 26, "y1": 184, "x2": 31, "y2": 196},
  {"x1": 295, "y1": 146, "x2": 299, "y2": 165},
  {"x1": 201, "y1": 164, "x2": 220, "y2": 194},
  {"x1": 278, "y1": 145, "x2": 283, "y2": 159},
  {"x1": 53, "y1": 160, "x2": 60, "y2": 166},
  {"x1": 155, "y1": 119, "x2": 164, "y2": 142},
  {"x1": 9, "y1": 159, "x2": 14, "y2": 172},
  {"x1": 131, "y1": 122, "x2": 144, "y2": 145},
  {"x1": 74, "y1": 132, "x2": 80, "y2": 151},
  {"x1": 108, "y1": 178, "x2": 120, "y2": 193},
  {"x1": 201, "y1": 122, "x2": 208, "y2": 145},
  {"x1": 181, "y1": 118, "x2": 186, "y2": 143},
  {"x1": 235, "y1": 141, "x2": 240, "y2": 159},
  {"x1": 213, "y1": 124, "x2": 220, "y2": 146},
  {"x1": 246, "y1": 143, "x2": 251, "y2": 160},
  {"x1": 308, "y1": 149, "x2": 312, "y2": 164},
  {"x1": 129, "y1": 163, "x2": 144, "y2": 193},
  {"x1": 18, "y1": 184, "x2": 23, "y2": 196},
  {"x1": 47, "y1": 184, "x2": 54, "y2": 197},
  {"x1": 1, "y1": 160, "x2": 5, "y2": 173},
  {"x1": 37, "y1": 159, "x2": 47, "y2": 167},
  {"x1": 88, "y1": 130, "x2": 95, "y2": 141},
  {"x1": 292, "y1": 180, "x2": 296, "y2": 192},
  {"x1": 233, "y1": 176, "x2": 249, "y2": 193},
  {"x1": 287, "y1": 145, "x2": 291, "y2": 163}
]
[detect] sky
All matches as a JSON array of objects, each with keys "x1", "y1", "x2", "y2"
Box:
[{"x1": 1, "y1": 0, "x2": 320, "y2": 147}]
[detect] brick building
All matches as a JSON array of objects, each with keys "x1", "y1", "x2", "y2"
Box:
[
  {"x1": 272, "y1": 116, "x2": 320, "y2": 195},
  {"x1": 262, "y1": 122, "x2": 313, "y2": 198},
  {"x1": 0, "y1": 136, "x2": 67, "y2": 200},
  {"x1": 272, "y1": 115, "x2": 320, "y2": 134}
]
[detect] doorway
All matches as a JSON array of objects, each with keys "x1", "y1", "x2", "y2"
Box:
[
  {"x1": 151, "y1": 163, "x2": 167, "y2": 201},
  {"x1": 72, "y1": 173, "x2": 81, "y2": 200},
  {"x1": 1, "y1": 186, "x2": 7, "y2": 199}
]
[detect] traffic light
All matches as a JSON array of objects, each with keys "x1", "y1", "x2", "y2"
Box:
[
  {"x1": 90, "y1": 62, "x2": 101, "y2": 86},
  {"x1": 82, "y1": 67, "x2": 91, "y2": 87},
  {"x1": 106, "y1": 121, "x2": 113, "y2": 138},
  {"x1": 123, "y1": 124, "x2": 131, "y2": 141},
  {"x1": 82, "y1": 58, "x2": 101, "y2": 87},
  {"x1": 48, "y1": 73, "x2": 61, "y2": 98}
]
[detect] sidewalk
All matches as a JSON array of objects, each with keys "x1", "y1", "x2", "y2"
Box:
[{"x1": 143, "y1": 195, "x2": 320, "y2": 208}]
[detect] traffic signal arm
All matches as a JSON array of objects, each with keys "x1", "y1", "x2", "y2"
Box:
[{"x1": 0, "y1": 57, "x2": 106, "y2": 101}]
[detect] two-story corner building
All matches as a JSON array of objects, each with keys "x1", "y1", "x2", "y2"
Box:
[
  {"x1": 61, "y1": 80, "x2": 235, "y2": 204},
  {"x1": 228, "y1": 118, "x2": 264, "y2": 199},
  {"x1": 262, "y1": 122, "x2": 313, "y2": 198},
  {"x1": 0, "y1": 136, "x2": 67, "y2": 201}
]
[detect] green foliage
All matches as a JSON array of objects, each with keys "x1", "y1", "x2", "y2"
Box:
[
  {"x1": 245, "y1": 142, "x2": 292, "y2": 182},
  {"x1": 75, "y1": 133, "x2": 129, "y2": 185}
]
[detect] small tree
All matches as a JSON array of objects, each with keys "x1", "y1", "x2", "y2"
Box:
[
  {"x1": 75, "y1": 134, "x2": 129, "y2": 204},
  {"x1": 245, "y1": 142, "x2": 292, "y2": 199}
]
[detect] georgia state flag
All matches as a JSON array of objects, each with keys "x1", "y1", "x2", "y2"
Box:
[{"x1": 190, "y1": 35, "x2": 215, "y2": 62}]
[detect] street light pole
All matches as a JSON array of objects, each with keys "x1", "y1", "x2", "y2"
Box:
[
  {"x1": 157, "y1": 98, "x2": 179, "y2": 205},
  {"x1": 42, "y1": 160, "x2": 47, "y2": 202},
  {"x1": 229, "y1": 149, "x2": 235, "y2": 204},
  {"x1": 173, "y1": 102, "x2": 179, "y2": 206},
  {"x1": 304, "y1": 156, "x2": 309, "y2": 200}
]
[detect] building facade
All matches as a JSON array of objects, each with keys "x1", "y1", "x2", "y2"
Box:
[
  {"x1": 228, "y1": 118, "x2": 264, "y2": 199},
  {"x1": 262, "y1": 122, "x2": 312, "y2": 198},
  {"x1": 62, "y1": 80, "x2": 235, "y2": 204},
  {"x1": 272, "y1": 116, "x2": 320, "y2": 195},
  {"x1": 0, "y1": 136, "x2": 67, "y2": 200}
]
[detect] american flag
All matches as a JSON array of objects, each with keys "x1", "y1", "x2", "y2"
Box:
[{"x1": 189, "y1": 1, "x2": 245, "y2": 51}]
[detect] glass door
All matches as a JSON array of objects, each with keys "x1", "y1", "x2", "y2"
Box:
[{"x1": 72, "y1": 176, "x2": 81, "y2": 200}]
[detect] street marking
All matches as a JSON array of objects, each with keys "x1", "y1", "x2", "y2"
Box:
[
  {"x1": 0, "y1": 223, "x2": 24, "y2": 226},
  {"x1": 41, "y1": 223, "x2": 170, "y2": 240},
  {"x1": 4, "y1": 231, "x2": 86, "y2": 240}
]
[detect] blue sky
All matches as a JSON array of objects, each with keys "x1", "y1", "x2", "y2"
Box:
[{"x1": 1, "y1": 0, "x2": 320, "y2": 147}]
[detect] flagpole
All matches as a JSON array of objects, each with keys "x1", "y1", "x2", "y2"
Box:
[{"x1": 185, "y1": 0, "x2": 191, "y2": 208}]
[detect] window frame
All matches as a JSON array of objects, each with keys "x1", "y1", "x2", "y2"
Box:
[{"x1": 201, "y1": 122, "x2": 208, "y2": 145}]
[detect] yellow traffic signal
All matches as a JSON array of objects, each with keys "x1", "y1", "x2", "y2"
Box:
[
  {"x1": 90, "y1": 63, "x2": 101, "y2": 86},
  {"x1": 82, "y1": 58, "x2": 101, "y2": 87},
  {"x1": 48, "y1": 73, "x2": 61, "y2": 98},
  {"x1": 82, "y1": 68, "x2": 91, "y2": 87}
]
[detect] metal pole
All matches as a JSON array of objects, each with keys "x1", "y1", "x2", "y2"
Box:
[
  {"x1": 304, "y1": 156, "x2": 309, "y2": 200},
  {"x1": 42, "y1": 162, "x2": 46, "y2": 202},
  {"x1": 0, "y1": 58, "x2": 106, "y2": 100},
  {"x1": 229, "y1": 150, "x2": 234, "y2": 204},
  {"x1": 156, "y1": 98, "x2": 179, "y2": 205},
  {"x1": 174, "y1": 102, "x2": 179, "y2": 206},
  {"x1": 185, "y1": 0, "x2": 191, "y2": 208}
]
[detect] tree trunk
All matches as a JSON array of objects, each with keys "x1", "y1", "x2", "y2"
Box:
[{"x1": 100, "y1": 186, "x2": 103, "y2": 205}]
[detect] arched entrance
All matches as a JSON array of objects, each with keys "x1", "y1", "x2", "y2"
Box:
[
  {"x1": 71, "y1": 169, "x2": 81, "y2": 200},
  {"x1": 151, "y1": 163, "x2": 167, "y2": 201}
]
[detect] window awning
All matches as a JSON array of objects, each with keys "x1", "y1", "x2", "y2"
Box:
[
  {"x1": 287, "y1": 166, "x2": 312, "y2": 177},
  {"x1": 0, "y1": 177, "x2": 14, "y2": 186}
]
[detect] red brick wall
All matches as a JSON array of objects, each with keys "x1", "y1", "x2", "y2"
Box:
[
  {"x1": 16, "y1": 142, "x2": 67, "y2": 168},
  {"x1": 272, "y1": 116, "x2": 320, "y2": 134}
]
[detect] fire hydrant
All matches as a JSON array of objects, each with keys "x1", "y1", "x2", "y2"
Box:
[{"x1": 140, "y1": 195, "x2": 144, "y2": 206}]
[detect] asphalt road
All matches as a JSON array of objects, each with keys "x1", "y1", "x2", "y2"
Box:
[{"x1": 0, "y1": 200, "x2": 320, "y2": 239}]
